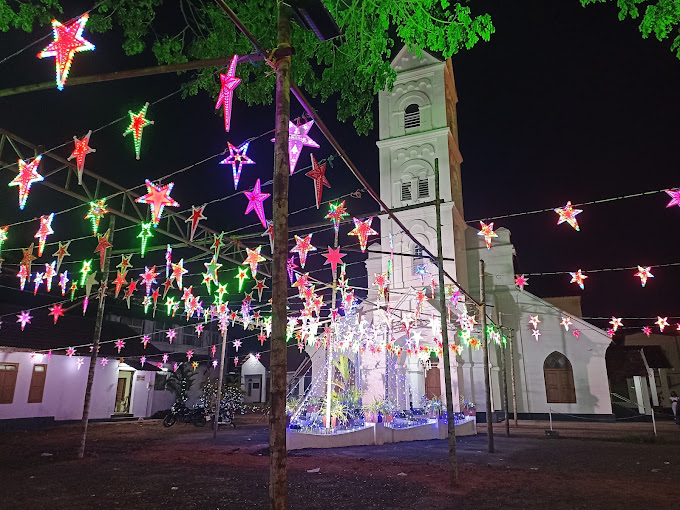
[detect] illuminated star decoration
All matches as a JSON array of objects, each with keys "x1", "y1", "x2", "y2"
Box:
[
  {"x1": 10, "y1": 156, "x2": 44, "y2": 210},
  {"x1": 141, "y1": 335, "x2": 150, "y2": 349},
  {"x1": 569, "y1": 269, "x2": 588, "y2": 290},
  {"x1": 322, "y1": 246, "x2": 346, "y2": 275},
  {"x1": 514, "y1": 274, "x2": 528, "y2": 291},
  {"x1": 478, "y1": 221, "x2": 498, "y2": 249},
  {"x1": 610, "y1": 316, "x2": 623, "y2": 331},
  {"x1": 115, "y1": 339, "x2": 125, "y2": 353},
  {"x1": 274, "y1": 120, "x2": 320, "y2": 175},
  {"x1": 66, "y1": 347, "x2": 76, "y2": 357},
  {"x1": 634, "y1": 266, "x2": 654, "y2": 287},
  {"x1": 186, "y1": 350, "x2": 194, "y2": 361},
  {"x1": 51, "y1": 240, "x2": 71, "y2": 273},
  {"x1": 138, "y1": 222, "x2": 153, "y2": 257},
  {"x1": 560, "y1": 316, "x2": 572, "y2": 331},
  {"x1": 123, "y1": 103, "x2": 154, "y2": 159},
  {"x1": 34, "y1": 213, "x2": 55, "y2": 257},
  {"x1": 326, "y1": 201, "x2": 349, "y2": 233},
  {"x1": 236, "y1": 267, "x2": 249, "y2": 292},
  {"x1": 140, "y1": 266, "x2": 158, "y2": 296},
  {"x1": 554, "y1": 201, "x2": 583, "y2": 231},
  {"x1": 59, "y1": 271, "x2": 69, "y2": 296},
  {"x1": 529, "y1": 315, "x2": 541, "y2": 328},
  {"x1": 220, "y1": 142, "x2": 254, "y2": 189},
  {"x1": 167, "y1": 329, "x2": 177, "y2": 344},
  {"x1": 171, "y1": 259, "x2": 188, "y2": 290},
  {"x1": 306, "y1": 154, "x2": 331, "y2": 209},
  {"x1": 243, "y1": 246, "x2": 266, "y2": 278},
  {"x1": 135, "y1": 180, "x2": 179, "y2": 227},
  {"x1": 0, "y1": 225, "x2": 8, "y2": 253},
  {"x1": 211, "y1": 233, "x2": 225, "y2": 256},
  {"x1": 243, "y1": 179, "x2": 270, "y2": 228},
  {"x1": 94, "y1": 230, "x2": 112, "y2": 271},
  {"x1": 100, "y1": 357, "x2": 109, "y2": 367},
  {"x1": 17, "y1": 311, "x2": 32, "y2": 330},
  {"x1": 531, "y1": 329, "x2": 541, "y2": 341},
  {"x1": 67, "y1": 130, "x2": 96, "y2": 184},
  {"x1": 215, "y1": 54, "x2": 241, "y2": 132},
  {"x1": 113, "y1": 271, "x2": 127, "y2": 298},
  {"x1": 606, "y1": 329, "x2": 615, "y2": 339},
  {"x1": 79, "y1": 259, "x2": 92, "y2": 286},
  {"x1": 348, "y1": 217, "x2": 378, "y2": 253},
  {"x1": 262, "y1": 221, "x2": 274, "y2": 252},
  {"x1": 117, "y1": 254, "x2": 133, "y2": 274},
  {"x1": 656, "y1": 316, "x2": 669, "y2": 332},
  {"x1": 642, "y1": 326, "x2": 652, "y2": 337},
  {"x1": 162, "y1": 353, "x2": 169, "y2": 364},
  {"x1": 664, "y1": 188, "x2": 680, "y2": 208},
  {"x1": 85, "y1": 199, "x2": 108, "y2": 235},
  {"x1": 254, "y1": 278, "x2": 268, "y2": 301},
  {"x1": 76, "y1": 357, "x2": 84, "y2": 369},
  {"x1": 37, "y1": 13, "x2": 94, "y2": 90},
  {"x1": 291, "y1": 234, "x2": 316, "y2": 268},
  {"x1": 286, "y1": 256, "x2": 298, "y2": 284},
  {"x1": 124, "y1": 280, "x2": 137, "y2": 309},
  {"x1": 33, "y1": 272, "x2": 45, "y2": 295},
  {"x1": 185, "y1": 204, "x2": 207, "y2": 242},
  {"x1": 44, "y1": 262, "x2": 57, "y2": 292}
]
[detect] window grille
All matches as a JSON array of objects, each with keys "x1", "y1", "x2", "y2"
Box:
[
  {"x1": 401, "y1": 182, "x2": 412, "y2": 202},
  {"x1": 404, "y1": 104, "x2": 420, "y2": 129},
  {"x1": 418, "y1": 178, "x2": 429, "y2": 198}
]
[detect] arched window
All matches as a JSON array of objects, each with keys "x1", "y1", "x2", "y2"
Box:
[
  {"x1": 404, "y1": 103, "x2": 421, "y2": 129},
  {"x1": 543, "y1": 352, "x2": 576, "y2": 404}
]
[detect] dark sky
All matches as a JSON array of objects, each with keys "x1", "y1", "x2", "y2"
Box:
[{"x1": 0, "y1": 0, "x2": 678, "y2": 336}]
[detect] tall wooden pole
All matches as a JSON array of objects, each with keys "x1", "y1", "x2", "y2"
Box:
[
  {"x1": 434, "y1": 159, "x2": 458, "y2": 485},
  {"x1": 499, "y1": 312, "x2": 510, "y2": 437},
  {"x1": 214, "y1": 327, "x2": 228, "y2": 438},
  {"x1": 479, "y1": 259, "x2": 494, "y2": 453},
  {"x1": 509, "y1": 328, "x2": 518, "y2": 427},
  {"x1": 270, "y1": 2, "x2": 291, "y2": 509},
  {"x1": 77, "y1": 215, "x2": 115, "y2": 459}
]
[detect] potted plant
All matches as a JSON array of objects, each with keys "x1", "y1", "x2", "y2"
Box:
[
  {"x1": 331, "y1": 399, "x2": 349, "y2": 428},
  {"x1": 426, "y1": 396, "x2": 444, "y2": 418},
  {"x1": 363, "y1": 397, "x2": 384, "y2": 423},
  {"x1": 382, "y1": 399, "x2": 397, "y2": 423},
  {"x1": 286, "y1": 396, "x2": 300, "y2": 425},
  {"x1": 460, "y1": 395, "x2": 476, "y2": 416}
]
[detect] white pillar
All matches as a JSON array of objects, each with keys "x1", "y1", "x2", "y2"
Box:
[
  {"x1": 658, "y1": 368, "x2": 671, "y2": 407},
  {"x1": 633, "y1": 375, "x2": 651, "y2": 415},
  {"x1": 648, "y1": 369, "x2": 659, "y2": 406}
]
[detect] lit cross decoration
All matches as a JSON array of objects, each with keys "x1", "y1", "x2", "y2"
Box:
[
  {"x1": 34, "y1": 213, "x2": 55, "y2": 257},
  {"x1": 634, "y1": 266, "x2": 654, "y2": 287},
  {"x1": 138, "y1": 223, "x2": 154, "y2": 257},
  {"x1": 514, "y1": 274, "x2": 528, "y2": 291},
  {"x1": 569, "y1": 269, "x2": 588, "y2": 290},
  {"x1": 531, "y1": 329, "x2": 541, "y2": 341},
  {"x1": 478, "y1": 221, "x2": 498, "y2": 249},
  {"x1": 85, "y1": 199, "x2": 108, "y2": 235},
  {"x1": 221, "y1": 142, "x2": 254, "y2": 189},
  {"x1": 68, "y1": 130, "x2": 96, "y2": 184},
  {"x1": 17, "y1": 311, "x2": 32, "y2": 331},
  {"x1": 322, "y1": 246, "x2": 346, "y2": 275},
  {"x1": 529, "y1": 315, "x2": 541, "y2": 328},
  {"x1": 185, "y1": 204, "x2": 207, "y2": 242},
  {"x1": 554, "y1": 201, "x2": 583, "y2": 231},
  {"x1": 664, "y1": 188, "x2": 680, "y2": 208},
  {"x1": 37, "y1": 13, "x2": 94, "y2": 90},
  {"x1": 243, "y1": 179, "x2": 270, "y2": 228},
  {"x1": 215, "y1": 55, "x2": 241, "y2": 132},
  {"x1": 123, "y1": 103, "x2": 154, "y2": 159},
  {"x1": 273, "y1": 120, "x2": 320, "y2": 174},
  {"x1": 10, "y1": 156, "x2": 44, "y2": 210},
  {"x1": 326, "y1": 200, "x2": 349, "y2": 233},
  {"x1": 642, "y1": 326, "x2": 652, "y2": 337},
  {"x1": 290, "y1": 234, "x2": 316, "y2": 268},
  {"x1": 94, "y1": 230, "x2": 112, "y2": 271},
  {"x1": 306, "y1": 154, "x2": 331, "y2": 209},
  {"x1": 609, "y1": 316, "x2": 623, "y2": 331},
  {"x1": 135, "y1": 180, "x2": 179, "y2": 227},
  {"x1": 348, "y1": 217, "x2": 378, "y2": 253},
  {"x1": 243, "y1": 246, "x2": 266, "y2": 277},
  {"x1": 656, "y1": 316, "x2": 669, "y2": 332},
  {"x1": 48, "y1": 304, "x2": 64, "y2": 324},
  {"x1": 560, "y1": 316, "x2": 572, "y2": 331}
]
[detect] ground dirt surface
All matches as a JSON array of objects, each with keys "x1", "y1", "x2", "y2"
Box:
[{"x1": 1, "y1": 418, "x2": 679, "y2": 509}]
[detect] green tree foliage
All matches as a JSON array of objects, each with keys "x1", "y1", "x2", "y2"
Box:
[
  {"x1": 0, "y1": 0, "x2": 494, "y2": 134},
  {"x1": 581, "y1": 0, "x2": 680, "y2": 58},
  {"x1": 164, "y1": 362, "x2": 196, "y2": 403}
]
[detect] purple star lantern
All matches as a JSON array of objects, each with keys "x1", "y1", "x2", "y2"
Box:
[{"x1": 272, "y1": 120, "x2": 319, "y2": 175}]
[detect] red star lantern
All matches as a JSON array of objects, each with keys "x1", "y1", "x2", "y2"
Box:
[
  {"x1": 37, "y1": 14, "x2": 95, "y2": 90},
  {"x1": 135, "y1": 179, "x2": 179, "y2": 226},
  {"x1": 124, "y1": 103, "x2": 154, "y2": 159},
  {"x1": 642, "y1": 326, "x2": 652, "y2": 337},
  {"x1": 514, "y1": 274, "x2": 528, "y2": 291},
  {"x1": 634, "y1": 266, "x2": 654, "y2": 287},
  {"x1": 139, "y1": 266, "x2": 158, "y2": 296},
  {"x1": 306, "y1": 154, "x2": 331, "y2": 209},
  {"x1": 243, "y1": 179, "x2": 270, "y2": 228},
  {"x1": 94, "y1": 229, "x2": 112, "y2": 271},
  {"x1": 348, "y1": 217, "x2": 378, "y2": 252},
  {"x1": 322, "y1": 246, "x2": 346, "y2": 274},
  {"x1": 113, "y1": 271, "x2": 127, "y2": 298},
  {"x1": 68, "y1": 130, "x2": 95, "y2": 185},
  {"x1": 243, "y1": 246, "x2": 266, "y2": 278},
  {"x1": 185, "y1": 204, "x2": 207, "y2": 242},
  {"x1": 34, "y1": 213, "x2": 55, "y2": 257},
  {"x1": 478, "y1": 221, "x2": 498, "y2": 249},
  {"x1": 569, "y1": 269, "x2": 588, "y2": 290},
  {"x1": 48, "y1": 303, "x2": 65, "y2": 324},
  {"x1": 215, "y1": 55, "x2": 241, "y2": 132},
  {"x1": 10, "y1": 156, "x2": 43, "y2": 210},
  {"x1": 554, "y1": 201, "x2": 583, "y2": 231},
  {"x1": 254, "y1": 278, "x2": 268, "y2": 301},
  {"x1": 291, "y1": 234, "x2": 316, "y2": 268}
]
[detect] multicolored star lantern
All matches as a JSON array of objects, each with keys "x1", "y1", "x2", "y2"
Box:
[
  {"x1": 560, "y1": 316, "x2": 572, "y2": 331},
  {"x1": 17, "y1": 311, "x2": 32, "y2": 330},
  {"x1": 664, "y1": 188, "x2": 680, "y2": 208},
  {"x1": 274, "y1": 120, "x2": 320, "y2": 174},
  {"x1": 529, "y1": 315, "x2": 541, "y2": 328},
  {"x1": 59, "y1": 271, "x2": 69, "y2": 296},
  {"x1": 10, "y1": 156, "x2": 43, "y2": 210},
  {"x1": 37, "y1": 14, "x2": 95, "y2": 90},
  {"x1": 221, "y1": 142, "x2": 254, "y2": 189},
  {"x1": 124, "y1": 103, "x2": 154, "y2": 159},
  {"x1": 610, "y1": 316, "x2": 623, "y2": 331},
  {"x1": 20, "y1": 243, "x2": 37, "y2": 277},
  {"x1": 138, "y1": 222, "x2": 153, "y2": 257},
  {"x1": 139, "y1": 265, "x2": 158, "y2": 296},
  {"x1": 243, "y1": 246, "x2": 265, "y2": 277},
  {"x1": 478, "y1": 221, "x2": 498, "y2": 249},
  {"x1": 326, "y1": 201, "x2": 349, "y2": 233},
  {"x1": 94, "y1": 230, "x2": 112, "y2": 270},
  {"x1": 34, "y1": 213, "x2": 55, "y2": 257},
  {"x1": 322, "y1": 246, "x2": 346, "y2": 275},
  {"x1": 135, "y1": 180, "x2": 179, "y2": 226},
  {"x1": 243, "y1": 179, "x2": 270, "y2": 228},
  {"x1": 68, "y1": 130, "x2": 95, "y2": 184},
  {"x1": 44, "y1": 262, "x2": 57, "y2": 292},
  {"x1": 514, "y1": 274, "x2": 528, "y2": 291},
  {"x1": 291, "y1": 234, "x2": 316, "y2": 268},
  {"x1": 215, "y1": 55, "x2": 241, "y2": 132},
  {"x1": 634, "y1": 266, "x2": 654, "y2": 287},
  {"x1": 569, "y1": 269, "x2": 588, "y2": 290},
  {"x1": 85, "y1": 199, "x2": 108, "y2": 235},
  {"x1": 306, "y1": 154, "x2": 331, "y2": 209},
  {"x1": 287, "y1": 256, "x2": 298, "y2": 284},
  {"x1": 171, "y1": 259, "x2": 188, "y2": 290},
  {"x1": 348, "y1": 217, "x2": 378, "y2": 252},
  {"x1": 656, "y1": 316, "x2": 669, "y2": 332},
  {"x1": 554, "y1": 201, "x2": 583, "y2": 231},
  {"x1": 185, "y1": 204, "x2": 207, "y2": 242}
]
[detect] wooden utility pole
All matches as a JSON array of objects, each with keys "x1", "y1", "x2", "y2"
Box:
[
  {"x1": 499, "y1": 312, "x2": 510, "y2": 437},
  {"x1": 479, "y1": 259, "x2": 494, "y2": 453},
  {"x1": 270, "y1": 1, "x2": 291, "y2": 508},
  {"x1": 214, "y1": 327, "x2": 228, "y2": 438},
  {"x1": 509, "y1": 328, "x2": 518, "y2": 427},
  {"x1": 434, "y1": 159, "x2": 458, "y2": 485},
  {"x1": 77, "y1": 215, "x2": 115, "y2": 459}
]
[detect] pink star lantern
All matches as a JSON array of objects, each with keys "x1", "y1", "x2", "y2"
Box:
[
  {"x1": 531, "y1": 329, "x2": 541, "y2": 341},
  {"x1": 306, "y1": 154, "x2": 331, "y2": 209},
  {"x1": 554, "y1": 201, "x2": 583, "y2": 231},
  {"x1": 514, "y1": 274, "x2": 528, "y2": 291},
  {"x1": 642, "y1": 326, "x2": 652, "y2": 337},
  {"x1": 606, "y1": 329, "x2": 615, "y2": 339},
  {"x1": 272, "y1": 120, "x2": 320, "y2": 175},
  {"x1": 37, "y1": 14, "x2": 94, "y2": 90},
  {"x1": 573, "y1": 330, "x2": 581, "y2": 339},
  {"x1": 67, "y1": 130, "x2": 96, "y2": 184},
  {"x1": 233, "y1": 339, "x2": 242, "y2": 352},
  {"x1": 243, "y1": 179, "x2": 270, "y2": 228},
  {"x1": 59, "y1": 271, "x2": 69, "y2": 296},
  {"x1": 286, "y1": 256, "x2": 298, "y2": 284},
  {"x1": 212, "y1": 359, "x2": 218, "y2": 369},
  {"x1": 139, "y1": 266, "x2": 158, "y2": 296},
  {"x1": 656, "y1": 316, "x2": 669, "y2": 332},
  {"x1": 140, "y1": 356, "x2": 147, "y2": 367},
  {"x1": 141, "y1": 335, "x2": 150, "y2": 349},
  {"x1": 322, "y1": 246, "x2": 346, "y2": 275},
  {"x1": 610, "y1": 316, "x2": 623, "y2": 331},
  {"x1": 478, "y1": 221, "x2": 498, "y2": 249},
  {"x1": 348, "y1": 217, "x2": 378, "y2": 252},
  {"x1": 221, "y1": 142, "x2": 254, "y2": 189},
  {"x1": 167, "y1": 329, "x2": 177, "y2": 344},
  {"x1": 115, "y1": 339, "x2": 125, "y2": 353},
  {"x1": 100, "y1": 357, "x2": 109, "y2": 367},
  {"x1": 569, "y1": 269, "x2": 588, "y2": 290},
  {"x1": 664, "y1": 188, "x2": 680, "y2": 208},
  {"x1": 560, "y1": 316, "x2": 572, "y2": 331},
  {"x1": 186, "y1": 349, "x2": 194, "y2": 361},
  {"x1": 243, "y1": 246, "x2": 266, "y2": 277},
  {"x1": 66, "y1": 347, "x2": 76, "y2": 357},
  {"x1": 33, "y1": 272, "x2": 44, "y2": 295},
  {"x1": 162, "y1": 353, "x2": 169, "y2": 363},
  {"x1": 291, "y1": 234, "x2": 316, "y2": 268},
  {"x1": 48, "y1": 304, "x2": 64, "y2": 324},
  {"x1": 34, "y1": 213, "x2": 55, "y2": 257},
  {"x1": 634, "y1": 266, "x2": 654, "y2": 287},
  {"x1": 10, "y1": 156, "x2": 44, "y2": 210},
  {"x1": 215, "y1": 55, "x2": 241, "y2": 132},
  {"x1": 234, "y1": 356, "x2": 239, "y2": 367},
  {"x1": 94, "y1": 229, "x2": 112, "y2": 271},
  {"x1": 17, "y1": 311, "x2": 32, "y2": 330},
  {"x1": 185, "y1": 204, "x2": 207, "y2": 242},
  {"x1": 135, "y1": 180, "x2": 179, "y2": 227}
]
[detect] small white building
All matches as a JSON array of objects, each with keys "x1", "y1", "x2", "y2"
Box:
[{"x1": 240, "y1": 349, "x2": 311, "y2": 404}]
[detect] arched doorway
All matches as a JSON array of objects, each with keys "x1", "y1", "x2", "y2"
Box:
[{"x1": 543, "y1": 352, "x2": 576, "y2": 403}]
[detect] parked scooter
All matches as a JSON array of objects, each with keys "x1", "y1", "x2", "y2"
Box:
[{"x1": 163, "y1": 402, "x2": 209, "y2": 427}]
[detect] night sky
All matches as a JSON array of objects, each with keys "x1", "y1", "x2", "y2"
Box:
[{"x1": 0, "y1": 0, "x2": 678, "y2": 337}]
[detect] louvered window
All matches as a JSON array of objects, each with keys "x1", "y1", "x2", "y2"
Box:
[
  {"x1": 404, "y1": 104, "x2": 420, "y2": 129},
  {"x1": 401, "y1": 182, "x2": 412, "y2": 202},
  {"x1": 418, "y1": 178, "x2": 429, "y2": 198}
]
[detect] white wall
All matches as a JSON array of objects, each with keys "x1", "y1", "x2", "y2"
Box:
[{"x1": 241, "y1": 356, "x2": 267, "y2": 403}]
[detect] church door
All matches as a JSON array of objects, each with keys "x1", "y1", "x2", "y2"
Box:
[
  {"x1": 425, "y1": 367, "x2": 441, "y2": 399},
  {"x1": 543, "y1": 352, "x2": 576, "y2": 403}
]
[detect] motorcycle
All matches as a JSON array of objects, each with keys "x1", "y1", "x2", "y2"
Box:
[{"x1": 163, "y1": 402, "x2": 209, "y2": 427}]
